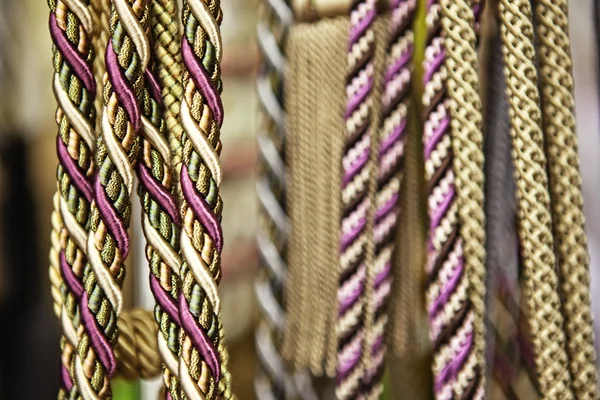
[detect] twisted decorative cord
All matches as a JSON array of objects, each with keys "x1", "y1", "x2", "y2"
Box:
[
  {"x1": 533, "y1": 1, "x2": 600, "y2": 397},
  {"x1": 359, "y1": 0, "x2": 416, "y2": 397},
  {"x1": 254, "y1": 0, "x2": 321, "y2": 398},
  {"x1": 336, "y1": 1, "x2": 378, "y2": 398},
  {"x1": 422, "y1": 0, "x2": 484, "y2": 398},
  {"x1": 73, "y1": 0, "x2": 151, "y2": 397},
  {"x1": 498, "y1": 0, "x2": 574, "y2": 397},
  {"x1": 47, "y1": 1, "x2": 97, "y2": 397},
  {"x1": 137, "y1": 14, "x2": 184, "y2": 399},
  {"x1": 151, "y1": 0, "x2": 185, "y2": 189},
  {"x1": 440, "y1": 0, "x2": 486, "y2": 397},
  {"x1": 177, "y1": 1, "x2": 234, "y2": 398},
  {"x1": 90, "y1": 0, "x2": 110, "y2": 131},
  {"x1": 114, "y1": 309, "x2": 162, "y2": 380}
]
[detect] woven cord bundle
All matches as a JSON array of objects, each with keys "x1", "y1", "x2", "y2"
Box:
[
  {"x1": 47, "y1": 0, "x2": 98, "y2": 396},
  {"x1": 176, "y1": 0, "x2": 235, "y2": 398},
  {"x1": 533, "y1": 1, "x2": 600, "y2": 397},
  {"x1": 254, "y1": 0, "x2": 322, "y2": 398},
  {"x1": 498, "y1": 0, "x2": 574, "y2": 396},
  {"x1": 440, "y1": 0, "x2": 486, "y2": 396}
]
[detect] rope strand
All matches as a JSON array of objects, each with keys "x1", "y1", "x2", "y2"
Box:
[
  {"x1": 498, "y1": 0, "x2": 574, "y2": 396},
  {"x1": 176, "y1": 0, "x2": 234, "y2": 398},
  {"x1": 47, "y1": 0, "x2": 97, "y2": 396},
  {"x1": 75, "y1": 0, "x2": 151, "y2": 397},
  {"x1": 533, "y1": 1, "x2": 600, "y2": 397}
]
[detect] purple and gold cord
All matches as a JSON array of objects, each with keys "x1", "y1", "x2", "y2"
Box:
[
  {"x1": 337, "y1": 1, "x2": 378, "y2": 398},
  {"x1": 422, "y1": 1, "x2": 483, "y2": 398},
  {"x1": 48, "y1": 0, "x2": 97, "y2": 397},
  {"x1": 137, "y1": 59, "x2": 183, "y2": 398},
  {"x1": 176, "y1": 0, "x2": 234, "y2": 398},
  {"x1": 73, "y1": 0, "x2": 151, "y2": 397},
  {"x1": 360, "y1": 0, "x2": 416, "y2": 396}
]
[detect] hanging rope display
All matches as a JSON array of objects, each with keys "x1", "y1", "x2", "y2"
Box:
[{"x1": 43, "y1": 0, "x2": 599, "y2": 399}]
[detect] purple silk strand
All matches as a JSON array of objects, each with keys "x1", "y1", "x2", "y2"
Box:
[
  {"x1": 49, "y1": 14, "x2": 95, "y2": 94},
  {"x1": 179, "y1": 294, "x2": 221, "y2": 382},
  {"x1": 149, "y1": 274, "x2": 181, "y2": 326},
  {"x1": 94, "y1": 175, "x2": 130, "y2": 258},
  {"x1": 181, "y1": 39, "x2": 224, "y2": 127},
  {"x1": 137, "y1": 163, "x2": 180, "y2": 223},
  {"x1": 80, "y1": 291, "x2": 117, "y2": 376},
  {"x1": 60, "y1": 252, "x2": 83, "y2": 299},
  {"x1": 57, "y1": 136, "x2": 93, "y2": 203},
  {"x1": 180, "y1": 165, "x2": 223, "y2": 252},
  {"x1": 106, "y1": 42, "x2": 141, "y2": 132}
]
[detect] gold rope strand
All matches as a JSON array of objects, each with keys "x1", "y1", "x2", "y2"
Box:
[
  {"x1": 498, "y1": 0, "x2": 574, "y2": 397},
  {"x1": 440, "y1": 0, "x2": 487, "y2": 396},
  {"x1": 533, "y1": 1, "x2": 600, "y2": 397}
]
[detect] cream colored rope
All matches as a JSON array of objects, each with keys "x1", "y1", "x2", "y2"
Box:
[
  {"x1": 441, "y1": 0, "x2": 487, "y2": 395},
  {"x1": 533, "y1": 1, "x2": 599, "y2": 398}
]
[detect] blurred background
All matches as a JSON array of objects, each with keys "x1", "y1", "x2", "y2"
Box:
[{"x1": 1, "y1": 0, "x2": 600, "y2": 399}]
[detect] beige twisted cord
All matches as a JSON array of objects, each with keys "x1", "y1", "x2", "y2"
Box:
[
  {"x1": 114, "y1": 309, "x2": 162, "y2": 380},
  {"x1": 151, "y1": 0, "x2": 184, "y2": 184},
  {"x1": 90, "y1": 0, "x2": 110, "y2": 133},
  {"x1": 440, "y1": 0, "x2": 486, "y2": 396},
  {"x1": 498, "y1": 0, "x2": 573, "y2": 397},
  {"x1": 533, "y1": 1, "x2": 600, "y2": 398}
]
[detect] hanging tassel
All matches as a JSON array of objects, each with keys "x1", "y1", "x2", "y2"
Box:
[{"x1": 282, "y1": 16, "x2": 349, "y2": 376}]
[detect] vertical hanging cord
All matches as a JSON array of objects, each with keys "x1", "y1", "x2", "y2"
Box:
[
  {"x1": 362, "y1": 0, "x2": 417, "y2": 396},
  {"x1": 75, "y1": 0, "x2": 151, "y2": 397},
  {"x1": 337, "y1": 1, "x2": 378, "y2": 397},
  {"x1": 421, "y1": 0, "x2": 484, "y2": 397},
  {"x1": 498, "y1": 0, "x2": 574, "y2": 397},
  {"x1": 176, "y1": 1, "x2": 235, "y2": 398},
  {"x1": 151, "y1": 0, "x2": 185, "y2": 191},
  {"x1": 533, "y1": 1, "x2": 600, "y2": 397},
  {"x1": 137, "y1": 2, "x2": 184, "y2": 397},
  {"x1": 90, "y1": 0, "x2": 111, "y2": 132},
  {"x1": 47, "y1": 0, "x2": 97, "y2": 397},
  {"x1": 440, "y1": 0, "x2": 487, "y2": 397}
]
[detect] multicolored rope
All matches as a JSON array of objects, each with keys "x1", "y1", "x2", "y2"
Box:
[
  {"x1": 74, "y1": 0, "x2": 151, "y2": 397},
  {"x1": 137, "y1": 17, "x2": 183, "y2": 400},
  {"x1": 360, "y1": 0, "x2": 416, "y2": 396},
  {"x1": 177, "y1": 0, "x2": 234, "y2": 398},
  {"x1": 47, "y1": 0, "x2": 97, "y2": 397},
  {"x1": 422, "y1": 0, "x2": 483, "y2": 398},
  {"x1": 337, "y1": 1, "x2": 378, "y2": 398}
]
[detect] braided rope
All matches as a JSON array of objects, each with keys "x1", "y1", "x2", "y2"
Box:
[
  {"x1": 533, "y1": 1, "x2": 600, "y2": 397},
  {"x1": 337, "y1": 1, "x2": 378, "y2": 398},
  {"x1": 441, "y1": 0, "x2": 486, "y2": 397},
  {"x1": 90, "y1": 0, "x2": 110, "y2": 131},
  {"x1": 73, "y1": 0, "x2": 151, "y2": 397},
  {"x1": 422, "y1": 0, "x2": 484, "y2": 397},
  {"x1": 151, "y1": 0, "x2": 185, "y2": 184},
  {"x1": 255, "y1": 0, "x2": 322, "y2": 398},
  {"x1": 47, "y1": 0, "x2": 97, "y2": 396},
  {"x1": 498, "y1": 0, "x2": 574, "y2": 396},
  {"x1": 137, "y1": 7, "x2": 183, "y2": 398},
  {"x1": 177, "y1": 1, "x2": 234, "y2": 398},
  {"x1": 360, "y1": 1, "x2": 416, "y2": 397}
]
